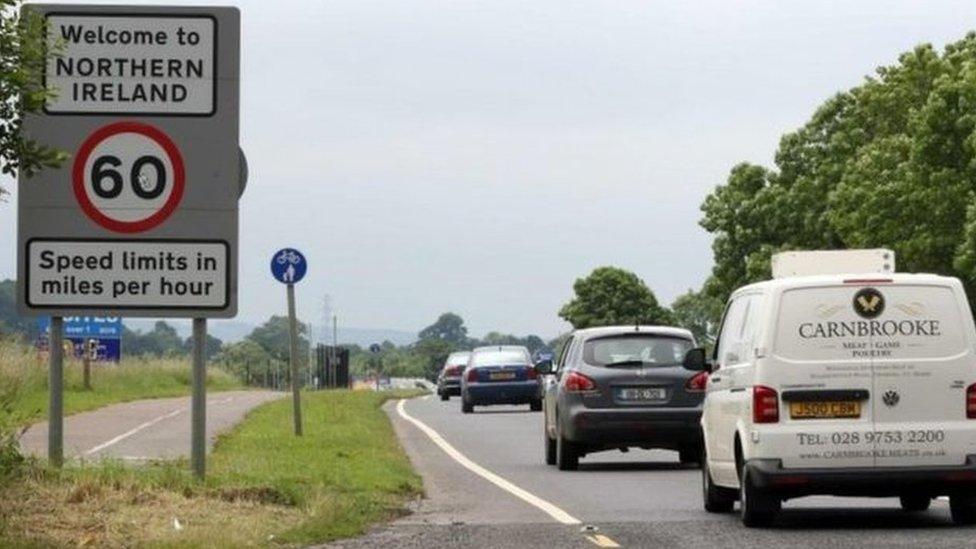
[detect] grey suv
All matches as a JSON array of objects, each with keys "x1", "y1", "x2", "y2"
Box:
[{"x1": 538, "y1": 326, "x2": 706, "y2": 470}]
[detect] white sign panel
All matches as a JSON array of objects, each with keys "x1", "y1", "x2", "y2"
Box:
[
  {"x1": 26, "y1": 240, "x2": 228, "y2": 310},
  {"x1": 45, "y1": 14, "x2": 216, "y2": 115}
]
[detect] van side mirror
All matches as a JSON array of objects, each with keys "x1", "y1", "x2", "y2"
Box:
[
  {"x1": 682, "y1": 348, "x2": 709, "y2": 372},
  {"x1": 534, "y1": 359, "x2": 553, "y2": 375}
]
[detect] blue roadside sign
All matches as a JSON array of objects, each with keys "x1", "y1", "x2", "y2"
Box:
[
  {"x1": 68, "y1": 337, "x2": 122, "y2": 362},
  {"x1": 38, "y1": 316, "x2": 122, "y2": 338},
  {"x1": 270, "y1": 248, "x2": 307, "y2": 284}
]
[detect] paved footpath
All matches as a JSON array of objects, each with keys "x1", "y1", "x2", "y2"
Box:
[{"x1": 19, "y1": 390, "x2": 284, "y2": 461}]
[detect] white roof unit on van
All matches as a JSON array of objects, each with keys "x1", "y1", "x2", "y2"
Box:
[{"x1": 771, "y1": 249, "x2": 895, "y2": 279}]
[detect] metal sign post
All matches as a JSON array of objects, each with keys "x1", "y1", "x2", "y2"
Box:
[
  {"x1": 191, "y1": 318, "x2": 207, "y2": 478},
  {"x1": 271, "y1": 248, "x2": 308, "y2": 436},
  {"x1": 17, "y1": 5, "x2": 242, "y2": 475},
  {"x1": 48, "y1": 316, "x2": 64, "y2": 467}
]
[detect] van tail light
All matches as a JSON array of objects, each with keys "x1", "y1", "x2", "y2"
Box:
[
  {"x1": 685, "y1": 371, "x2": 709, "y2": 392},
  {"x1": 526, "y1": 366, "x2": 538, "y2": 380},
  {"x1": 466, "y1": 368, "x2": 478, "y2": 383},
  {"x1": 753, "y1": 385, "x2": 779, "y2": 423},
  {"x1": 967, "y1": 383, "x2": 976, "y2": 419},
  {"x1": 563, "y1": 371, "x2": 596, "y2": 392}
]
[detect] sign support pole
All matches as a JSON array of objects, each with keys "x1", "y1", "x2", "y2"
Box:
[
  {"x1": 191, "y1": 318, "x2": 207, "y2": 479},
  {"x1": 287, "y1": 283, "x2": 303, "y2": 436},
  {"x1": 48, "y1": 316, "x2": 64, "y2": 467},
  {"x1": 82, "y1": 339, "x2": 92, "y2": 390}
]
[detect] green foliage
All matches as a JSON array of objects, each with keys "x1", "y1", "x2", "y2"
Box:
[
  {"x1": 0, "y1": 279, "x2": 33, "y2": 338},
  {"x1": 122, "y1": 321, "x2": 185, "y2": 357},
  {"x1": 417, "y1": 312, "x2": 468, "y2": 346},
  {"x1": 0, "y1": 3, "x2": 69, "y2": 197},
  {"x1": 700, "y1": 32, "x2": 976, "y2": 308},
  {"x1": 559, "y1": 266, "x2": 673, "y2": 329},
  {"x1": 246, "y1": 315, "x2": 309, "y2": 362},
  {"x1": 670, "y1": 289, "x2": 724, "y2": 349}
]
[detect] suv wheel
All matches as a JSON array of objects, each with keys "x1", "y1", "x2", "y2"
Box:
[
  {"x1": 544, "y1": 426, "x2": 556, "y2": 465},
  {"x1": 702, "y1": 451, "x2": 735, "y2": 513},
  {"x1": 899, "y1": 494, "x2": 931, "y2": 512},
  {"x1": 739, "y1": 462, "x2": 780, "y2": 527},
  {"x1": 950, "y1": 494, "x2": 976, "y2": 525},
  {"x1": 556, "y1": 421, "x2": 579, "y2": 471}
]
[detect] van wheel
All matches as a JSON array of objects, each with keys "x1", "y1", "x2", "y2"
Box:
[
  {"x1": 462, "y1": 400, "x2": 473, "y2": 414},
  {"x1": 739, "y1": 462, "x2": 780, "y2": 527},
  {"x1": 530, "y1": 399, "x2": 543, "y2": 412},
  {"x1": 950, "y1": 494, "x2": 976, "y2": 525},
  {"x1": 899, "y1": 494, "x2": 931, "y2": 512},
  {"x1": 702, "y1": 453, "x2": 735, "y2": 513},
  {"x1": 544, "y1": 427, "x2": 557, "y2": 465},
  {"x1": 556, "y1": 422, "x2": 579, "y2": 471},
  {"x1": 440, "y1": 393, "x2": 449, "y2": 401}
]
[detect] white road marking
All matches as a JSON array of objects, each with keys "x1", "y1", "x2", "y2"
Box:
[
  {"x1": 396, "y1": 399, "x2": 581, "y2": 525},
  {"x1": 83, "y1": 395, "x2": 238, "y2": 456},
  {"x1": 585, "y1": 534, "x2": 621, "y2": 548}
]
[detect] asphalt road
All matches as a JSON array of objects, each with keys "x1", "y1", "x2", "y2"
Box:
[
  {"x1": 327, "y1": 394, "x2": 976, "y2": 549},
  {"x1": 19, "y1": 390, "x2": 284, "y2": 461}
]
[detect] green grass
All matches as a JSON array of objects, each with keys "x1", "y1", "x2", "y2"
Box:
[
  {"x1": 0, "y1": 338, "x2": 243, "y2": 424},
  {"x1": 0, "y1": 389, "x2": 426, "y2": 547}
]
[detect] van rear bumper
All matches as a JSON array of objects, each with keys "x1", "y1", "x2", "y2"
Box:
[{"x1": 747, "y1": 456, "x2": 976, "y2": 498}]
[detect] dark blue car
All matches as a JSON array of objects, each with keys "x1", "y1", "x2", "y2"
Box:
[{"x1": 460, "y1": 345, "x2": 541, "y2": 413}]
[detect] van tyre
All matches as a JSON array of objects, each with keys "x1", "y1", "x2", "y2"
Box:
[
  {"x1": 556, "y1": 422, "x2": 579, "y2": 471},
  {"x1": 950, "y1": 494, "x2": 976, "y2": 525},
  {"x1": 702, "y1": 454, "x2": 735, "y2": 513},
  {"x1": 899, "y1": 494, "x2": 931, "y2": 512},
  {"x1": 544, "y1": 427, "x2": 557, "y2": 465},
  {"x1": 440, "y1": 393, "x2": 449, "y2": 401},
  {"x1": 739, "y1": 462, "x2": 780, "y2": 527},
  {"x1": 530, "y1": 399, "x2": 543, "y2": 412}
]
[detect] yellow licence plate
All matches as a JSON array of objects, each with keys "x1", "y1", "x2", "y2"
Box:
[
  {"x1": 489, "y1": 372, "x2": 516, "y2": 381},
  {"x1": 789, "y1": 400, "x2": 860, "y2": 419}
]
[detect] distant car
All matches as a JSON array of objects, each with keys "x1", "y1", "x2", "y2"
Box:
[
  {"x1": 436, "y1": 351, "x2": 471, "y2": 401},
  {"x1": 539, "y1": 326, "x2": 705, "y2": 470},
  {"x1": 460, "y1": 346, "x2": 542, "y2": 413}
]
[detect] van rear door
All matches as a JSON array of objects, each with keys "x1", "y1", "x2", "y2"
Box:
[{"x1": 867, "y1": 281, "x2": 974, "y2": 467}]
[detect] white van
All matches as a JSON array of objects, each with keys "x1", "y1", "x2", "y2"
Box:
[{"x1": 687, "y1": 266, "x2": 976, "y2": 527}]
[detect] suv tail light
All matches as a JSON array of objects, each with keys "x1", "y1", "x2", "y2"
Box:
[
  {"x1": 685, "y1": 371, "x2": 708, "y2": 392},
  {"x1": 466, "y1": 368, "x2": 478, "y2": 383},
  {"x1": 526, "y1": 366, "x2": 538, "y2": 380},
  {"x1": 967, "y1": 383, "x2": 976, "y2": 419},
  {"x1": 563, "y1": 371, "x2": 596, "y2": 392},
  {"x1": 753, "y1": 385, "x2": 779, "y2": 423}
]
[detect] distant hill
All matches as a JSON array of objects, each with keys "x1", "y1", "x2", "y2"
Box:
[{"x1": 123, "y1": 319, "x2": 416, "y2": 348}]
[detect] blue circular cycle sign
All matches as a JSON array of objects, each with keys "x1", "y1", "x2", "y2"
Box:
[{"x1": 270, "y1": 248, "x2": 307, "y2": 284}]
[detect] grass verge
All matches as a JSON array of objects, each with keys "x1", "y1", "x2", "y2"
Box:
[
  {"x1": 0, "y1": 338, "x2": 243, "y2": 425},
  {"x1": 0, "y1": 389, "x2": 425, "y2": 547}
]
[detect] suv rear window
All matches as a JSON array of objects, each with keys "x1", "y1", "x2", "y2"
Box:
[
  {"x1": 583, "y1": 335, "x2": 692, "y2": 367},
  {"x1": 773, "y1": 284, "x2": 968, "y2": 361},
  {"x1": 472, "y1": 350, "x2": 529, "y2": 366}
]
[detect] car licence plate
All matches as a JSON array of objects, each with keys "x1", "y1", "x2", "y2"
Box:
[
  {"x1": 617, "y1": 387, "x2": 667, "y2": 402},
  {"x1": 489, "y1": 371, "x2": 516, "y2": 381},
  {"x1": 789, "y1": 400, "x2": 860, "y2": 419}
]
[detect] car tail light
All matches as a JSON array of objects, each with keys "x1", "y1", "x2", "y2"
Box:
[
  {"x1": 563, "y1": 371, "x2": 596, "y2": 392},
  {"x1": 753, "y1": 385, "x2": 779, "y2": 423},
  {"x1": 446, "y1": 365, "x2": 461, "y2": 376},
  {"x1": 967, "y1": 383, "x2": 976, "y2": 419},
  {"x1": 526, "y1": 366, "x2": 538, "y2": 380},
  {"x1": 685, "y1": 371, "x2": 708, "y2": 392},
  {"x1": 466, "y1": 368, "x2": 478, "y2": 382}
]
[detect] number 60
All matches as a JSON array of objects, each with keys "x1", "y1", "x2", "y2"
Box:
[{"x1": 90, "y1": 154, "x2": 167, "y2": 199}]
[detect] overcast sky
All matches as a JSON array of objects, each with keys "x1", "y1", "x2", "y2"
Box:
[{"x1": 4, "y1": 0, "x2": 976, "y2": 340}]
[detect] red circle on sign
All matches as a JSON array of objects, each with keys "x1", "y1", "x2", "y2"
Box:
[{"x1": 72, "y1": 121, "x2": 186, "y2": 233}]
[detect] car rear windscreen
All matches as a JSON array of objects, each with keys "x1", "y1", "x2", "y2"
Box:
[
  {"x1": 774, "y1": 284, "x2": 968, "y2": 361},
  {"x1": 583, "y1": 335, "x2": 692, "y2": 367},
  {"x1": 472, "y1": 350, "x2": 529, "y2": 366},
  {"x1": 446, "y1": 353, "x2": 470, "y2": 365}
]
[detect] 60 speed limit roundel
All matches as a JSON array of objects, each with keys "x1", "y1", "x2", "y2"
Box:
[{"x1": 72, "y1": 121, "x2": 186, "y2": 233}]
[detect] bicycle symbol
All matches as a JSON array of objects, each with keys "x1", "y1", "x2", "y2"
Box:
[{"x1": 276, "y1": 250, "x2": 303, "y2": 265}]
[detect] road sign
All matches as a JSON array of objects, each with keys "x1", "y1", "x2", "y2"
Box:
[
  {"x1": 271, "y1": 248, "x2": 307, "y2": 284},
  {"x1": 68, "y1": 337, "x2": 121, "y2": 362},
  {"x1": 38, "y1": 316, "x2": 122, "y2": 338},
  {"x1": 17, "y1": 5, "x2": 241, "y2": 319}
]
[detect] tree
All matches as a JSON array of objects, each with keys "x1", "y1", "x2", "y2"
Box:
[
  {"x1": 559, "y1": 267, "x2": 673, "y2": 329},
  {"x1": 122, "y1": 321, "x2": 184, "y2": 357},
  {"x1": 699, "y1": 32, "x2": 976, "y2": 310},
  {"x1": 412, "y1": 337, "x2": 454, "y2": 380},
  {"x1": 0, "y1": 3, "x2": 69, "y2": 198},
  {"x1": 246, "y1": 315, "x2": 309, "y2": 362},
  {"x1": 0, "y1": 279, "x2": 32, "y2": 337},
  {"x1": 183, "y1": 332, "x2": 223, "y2": 360},
  {"x1": 670, "y1": 289, "x2": 724, "y2": 350},
  {"x1": 417, "y1": 312, "x2": 468, "y2": 346}
]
